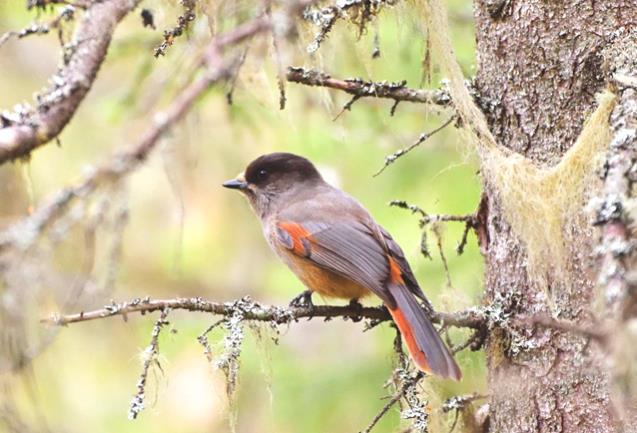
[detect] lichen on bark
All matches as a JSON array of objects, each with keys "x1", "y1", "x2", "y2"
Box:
[{"x1": 472, "y1": 1, "x2": 637, "y2": 432}]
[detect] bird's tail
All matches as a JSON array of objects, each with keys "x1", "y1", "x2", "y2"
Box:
[{"x1": 386, "y1": 283, "x2": 462, "y2": 380}]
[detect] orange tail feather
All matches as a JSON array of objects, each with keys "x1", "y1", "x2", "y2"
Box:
[
  {"x1": 386, "y1": 285, "x2": 462, "y2": 380},
  {"x1": 388, "y1": 306, "x2": 432, "y2": 374}
]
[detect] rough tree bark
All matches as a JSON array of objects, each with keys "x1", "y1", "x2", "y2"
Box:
[{"x1": 474, "y1": 1, "x2": 637, "y2": 432}]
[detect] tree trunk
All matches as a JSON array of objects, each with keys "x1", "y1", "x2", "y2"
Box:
[{"x1": 474, "y1": 1, "x2": 637, "y2": 432}]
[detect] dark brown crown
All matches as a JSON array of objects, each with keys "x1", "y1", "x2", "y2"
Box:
[{"x1": 244, "y1": 153, "x2": 322, "y2": 186}]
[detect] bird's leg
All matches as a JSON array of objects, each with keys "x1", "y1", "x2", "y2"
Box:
[
  {"x1": 348, "y1": 298, "x2": 364, "y2": 322},
  {"x1": 289, "y1": 290, "x2": 314, "y2": 308}
]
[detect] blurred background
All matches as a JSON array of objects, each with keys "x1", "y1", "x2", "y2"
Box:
[{"x1": 0, "y1": 1, "x2": 483, "y2": 432}]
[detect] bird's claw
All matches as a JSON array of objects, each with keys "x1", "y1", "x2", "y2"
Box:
[
  {"x1": 348, "y1": 298, "x2": 364, "y2": 322},
  {"x1": 289, "y1": 290, "x2": 314, "y2": 308}
]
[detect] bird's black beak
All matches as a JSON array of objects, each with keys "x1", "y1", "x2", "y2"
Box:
[{"x1": 222, "y1": 178, "x2": 248, "y2": 190}]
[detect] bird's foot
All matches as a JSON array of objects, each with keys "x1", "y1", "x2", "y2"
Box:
[
  {"x1": 348, "y1": 298, "x2": 364, "y2": 322},
  {"x1": 289, "y1": 290, "x2": 314, "y2": 308}
]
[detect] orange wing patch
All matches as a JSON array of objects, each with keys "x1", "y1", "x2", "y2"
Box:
[
  {"x1": 277, "y1": 222, "x2": 312, "y2": 256},
  {"x1": 388, "y1": 256, "x2": 404, "y2": 284}
]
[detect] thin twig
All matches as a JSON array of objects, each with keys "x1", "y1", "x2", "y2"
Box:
[
  {"x1": 0, "y1": 5, "x2": 75, "y2": 49},
  {"x1": 154, "y1": 0, "x2": 196, "y2": 57},
  {"x1": 197, "y1": 318, "x2": 227, "y2": 362},
  {"x1": 128, "y1": 308, "x2": 170, "y2": 420},
  {"x1": 389, "y1": 200, "x2": 479, "y2": 259},
  {"x1": 441, "y1": 393, "x2": 488, "y2": 433},
  {"x1": 447, "y1": 411, "x2": 459, "y2": 433},
  {"x1": 373, "y1": 116, "x2": 456, "y2": 176},
  {"x1": 302, "y1": 0, "x2": 394, "y2": 53},
  {"x1": 333, "y1": 94, "x2": 362, "y2": 120},
  {"x1": 389, "y1": 200, "x2": 427, "y2": 218},
  {"x1": 226, "y1": 47, "x2": 249, "y2": 105},
  {"x1": 266, "y1": 1, "x2": 287, "y2": 110},
  {"x1": 360, "y1": 372, "x2": 425, "y2": 433},
  {"x1": 361, "y1": 331, "x2": 423, "y2": 433},
  {"x1": 451, "y1": 328, "x2": 485, "y2": 354},
  {"x1": 456, "y1": 222, "x2": 473, "y2": 255},
  {"x1": 431, "y1": 223, "x2": 453, "y2": 288}
]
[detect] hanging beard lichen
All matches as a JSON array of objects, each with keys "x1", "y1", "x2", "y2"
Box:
[{"x1": 414, "y1": 0, "x2": 616, "y2": 305}]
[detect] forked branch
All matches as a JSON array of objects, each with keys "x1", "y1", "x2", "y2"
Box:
[{"x1": 0, "y1": 0, "x2": 313, "y2": 253}]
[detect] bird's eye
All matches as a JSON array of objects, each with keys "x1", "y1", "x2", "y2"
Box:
[{"x1": 258, "y1": 169, "x2": 268, "y2": 179}]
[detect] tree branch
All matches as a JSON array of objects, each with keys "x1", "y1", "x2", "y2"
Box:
[
  {"x1": 0, "y1": 5, "x2": 75, "y2": 49},
  {"x1": 301, "y1": 0, "x2": 394, "y2": 53},
  {"x1": 0, "y1": 1, "x2": 311, "y2": 253},
  {"x1": 361, "y1": 371, "x2": 425, "y2": 433},
  {"x1": 389, "y1": 199, "x2": 484, "y2": 258},
  {"x1": 128, "y1": 308, "x2": 169, "y2": 420},
  {"x1": 0, "y1": 0, "x2": 141, "y2": 164},
  {"x1": 41, "y1": 296, "x2": 486, "y2": 329},
  {"x1": 0, "y1": 56, "x2": 230, "y2": 252},
  {"x1": 286, "y1": 67, "x2": 451, "y2": 107},
  {"x1": 373, "y1": 116, "x2": 456, "y2": 176}
]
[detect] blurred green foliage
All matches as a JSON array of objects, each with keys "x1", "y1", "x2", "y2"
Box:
[{"x1": 0, "y1": 1, "x2": 484, "y2": 432}]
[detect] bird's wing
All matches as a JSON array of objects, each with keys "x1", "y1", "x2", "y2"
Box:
[
  {"x1": 276, "y1": 215, "x2": 459, "y2": 379},
  {"x1": 376, "y1": 226, "x2": 430, "y2": 308},
  {"x1": 275, "y1": 219, "x2": 396, "y2": 305}
]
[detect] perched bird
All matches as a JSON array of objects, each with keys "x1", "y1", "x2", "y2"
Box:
[{"x1": 223, "y1": 152, "x2": 461, "y2": 380}]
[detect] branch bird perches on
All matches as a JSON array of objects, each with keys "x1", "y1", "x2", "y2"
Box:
[{"x1": 42, "y1": 295, "x2": 486, "y2": 329}]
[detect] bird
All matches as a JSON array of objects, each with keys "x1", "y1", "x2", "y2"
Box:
[{"x1": 222, "y1": 152, "x2": 461, "y2": 380}]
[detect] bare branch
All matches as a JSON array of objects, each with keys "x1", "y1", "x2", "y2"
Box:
[
  {"x1": 286, "y1": 67, "x2": 459, "y2": 177},
  {"x1": 373, "y1": 116, "x2": 455, "y2": 176},
  {"x1": 389, "y1": 200, "x2": 427, "y2": 218},
  {"x1": 286, "y1": 66, "x2": 451, "y2": 107},
  {"x1": 431, "y1": 223, "x2": 453, "y2": 288},
  {"x1": 41, "y1": 296, "x2": 486, "y2": 330},
  {"x1": 0, "y1": 55, "x2": 231, "y2": 252},
  {"x1": 333, "y1": 94, "x2": 362, "y2": 120},
  {"x1": 0, "y1": 0, "x2": 141, "y2": 164},
  {"x1": 441, "y1": 393, "x2": 487, "y2": 433},
  {"x1": 361, "y1": 371, "x2": 425, "y2": 433},
  {"x1": 226, "y1": 47, "x2": 249, "y2": 105},
  {"x1": 153, "y1": 0, "x2": 196, "y2": 57},
  {"x1": 0, "y1": 5, "x2": 75, "y2": 49},
  {"x1": 0, "y1": 0, "x2": 316, "y2": 165},
  {"x1": 0, "y1": 2, "x2": 311, "y2": 253},
  {"x1": 128, "y1": 308, "x2": 169, "y2": 420},
  {"x1": 389, "y1": 200, "x2": 480, "y2": 258},
  {"x1": 451, "y1": 328, "x2": 486, "y2": 354},
  {"x1": 41, "y1": 294, "x2": 482, "y2": 428},
  {"x1": 301, "y1": 0, "x2": 394, "y2": 53}
]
